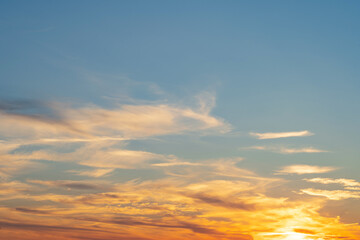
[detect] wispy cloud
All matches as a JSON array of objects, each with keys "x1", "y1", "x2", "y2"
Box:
[
  {"x1": 0, "y1": 94, "x2": 229, "y2": 141},
  {"x1": 68, "y1": 168, "x2": 114, "y2": 178},
  {"x1": 15, "y1": 207, "x2": 53, "y2": 215},
  {"x1": 78, "y1": 148, "x2": 170, "y2": 169},
  {"x1": 279, "y1": 147, "x2": 327, "y2": 154},
  {"x1": 300, "y1": 188, "x2": 360, "y2": 200},
  {"x1": 1, "y1": 174, "x2": 357, "y2": 240},
  {"x1": 152, "y1": 162, "x2": 203, "y2": 167},
  {"x1": 0, "y1": 181, "x2": 35, "y2": 196},
  {"x1": 1, "y1": 96, "x2": 359, "y2": 240},
  {"x1": 0, "y1": 158, "x2": 358, "y2": 240},
  {"x1": 246, "y1": 146, "x2": 327, "y2": 154},
  {"x1": 250, "y1": 130, "x2": 314, "y2": 139},
  {"x1": 184, "y1": 192, "x2": 255, "y2": 210},
  {"x1": 276, "y1": 165, "x2": 337, "y2": 175},
  {"x1": 304, "y1": 178, "x2": 360, "y2": 187},
  {"x1": 28, "y1": 180, "x2": 112, "y2": 191},
  {"x1": 0, "y1": 94, "x2": 231, "y2": 180}
]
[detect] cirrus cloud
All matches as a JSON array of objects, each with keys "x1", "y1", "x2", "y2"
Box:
[
  {"x1": 304, "y1": 178, "x2": 360, "y2": 187},
  {"x1": 250, "y1": 130, "x2": 314, "y2": 139},
  {"x1": 246, "y1": 146, "x2": 327, "y2": 154},
  {"x1": 275, "y1": 165, "x2": 338, "y2": 175},
  {"x1": 0, "y1": 93, "x2": 230, "y2": 141},
  {"x1": 300, "y1": 188, "x2": 360, "y2": 200}
]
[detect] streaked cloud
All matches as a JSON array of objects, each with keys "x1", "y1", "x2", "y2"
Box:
[
  {"x1": 250, "y1": 130, "x2": 314, "y2": 139},
  {"x1": 28, "y1": 180, "x2": 112, "y2": 191},
  {"x1": 0, "y1": 150, "x2": 357, "y2": 239},
  {"x1": 278, "y1": 147, "x2": 327, "y2": 154},
  {"x1": 184, "y1": 192, "x2": 256, "y2": 211},
  {"x1": 0, "y1": 173, "x2": 358, "y2": 240},
  {"x1": 276, "y1": 165, "x2": 337, "y2": 175},
  {"x1": 304, "y1": 178, "x2": 360, "y2": 187},
  {"x1": 300, "y1": 188, "x2": 360, "y2": 200},
  {"x1": 15, "y1": 207, "x2": 53, "y2": 215},
  {"x1": 345, "y1": 187, "x2": 360, "y2": 190},
  {"x1": 0, "y1": 181, "x2": 34, "y2": 196},
  {"x1": 152, "y1": 162, "x2": 203, "y2": 167},
  {"x1": 0, "y1": 96, "x2": 359, "y2": 240},
  {"x1": 68, "y1": 168, "x2": 114, "y2": 178},
  {"x1": 78, "y1": 148, "x2": 168, "y2": 169},
  {"x1": 246, "y1": 145, "x2": 327, "y2": 154},
  {"x1": 0, "y1": 94, "x2": 229, "y2": 141}
]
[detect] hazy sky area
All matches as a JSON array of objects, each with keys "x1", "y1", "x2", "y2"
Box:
[{"x1": 1, "y1": 1, "x2": 360, "y2": 239}]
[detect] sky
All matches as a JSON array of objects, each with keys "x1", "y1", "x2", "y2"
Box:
[{"x1": 1, "y1": 1, "x2": 360, "y2": 239}]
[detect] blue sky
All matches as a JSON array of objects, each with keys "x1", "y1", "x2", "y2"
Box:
[
  {"x1": 1, "y1": 1, "x2": 360, "y2": 239},
  {"x1": 3, "y1": 0, "x2": 359, "y2": 170}
]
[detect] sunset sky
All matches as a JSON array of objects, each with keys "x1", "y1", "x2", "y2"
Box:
[{"x1": 1, "y1": 1, "x2": 360, "y2": 239}]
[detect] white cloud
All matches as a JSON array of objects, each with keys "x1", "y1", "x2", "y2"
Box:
[
  {"x1": 276, "y1": 165, "x2": 337, "y2": 175},
  {"x1": 0, "y1": 93, "x2": 230, "y2": 141},
  {"x1": 152, "y1": 162, "x2": 203, "y2": 167},
  {"x1": 250, "y1": 130, "x2": 313, "y2": 139},
  {"x1": 278, "y1": 147, "x2": 327, "y2": 154},
  {"x1": 77, "y1": 148, "x2": 169, "y2": 169},
  {"x1": 246, "y1": 146, "x2": 327, "y2": 154}
]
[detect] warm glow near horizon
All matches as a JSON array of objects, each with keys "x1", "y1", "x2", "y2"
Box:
[{"x1": 1, "y1": 1, "x2": 360, "y2": 240}]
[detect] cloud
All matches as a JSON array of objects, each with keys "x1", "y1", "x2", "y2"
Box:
[
  {"x1": 78, "y1": 148, "x2": 169, "y2": 169},
  {"x1": 345, "y1": 187, "x2": 360, "y2": 190},
  {"x1": 250, "y1": 130, "x2": 314, "y2": 139},
  {"x1": 279, "y1": 147, "x2": 327, "y2": 154},
  {"x1": 185, "y1": 192, "x2": 255, "y2": 210},
  {"x1": 0, "y1": 181, "x2": 35, "y2": 197},
  {"x1": 1, "y1": 97, "x2": 360, "y2": 240},
  {"x1": 300, "y1": 188, "x2": 360, "y2": 200},
  {"x1": 68, "y1": 168, "x2": 114, "y2": 178},
  {"x1": 0, "y1": 220, "x2": 101, "y2": 232},
  {"x1": 153, "y1": 157, "x2": 263, "y2": 182},
  {"x1": 0, "y1": 94, "x2": 229, "y2": 141},
  {"x1": 152, "y1": 162, "x2": 203, "y2": 167},
  {"x1": 38, "y1": 136, "x2": 129, "y2": 143},
  {"x1": 0, "y1": 94, "x2": 230, "y2": 180},
  {"x1": 152, "y1": 158, "x2": 251, "y2": 179},
  {"x1": 65, "y1": 104, "x2": 228, "y2": 138},
  {"x1": 0, "y1": 100, "x2": 88, "y2": 138},
  {"x1": 106, "y1": 217, "x2": 220, "y2": 235},
  {"x1": 0, "y1": 99, "x2": 45, "y2": 112},
  {"x1": 293, "y1": 228, "x2": 316, "y2": 235},
  {"x1": 28, "y1": 180, "x2": 111, "y2": 191},
  {"x1": 246, "y1": 146, "x2": 327, "y2": 154},
  {"x1": 304, "y1": 178, "x2": 360, "y2": 187},
  {"x1": 0, "y1": 141, "x2": 55, "y2": 180},
  {"x1": 276, "y1": 165, "x2": 337, "y2": 175},
  {"x1": 0, "y1": 139, "x2": 173, "y2": 174},
  {"x1": 1, "y1": 170, "x2": 359, "y2": 240},
  {"x1": 15, "y1": 207, "x2": 53, "y2": 215}
]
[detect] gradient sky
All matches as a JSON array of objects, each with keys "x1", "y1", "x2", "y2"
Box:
[{"x1": 1, "y1": 1, "x2": 360, "y2": 239}]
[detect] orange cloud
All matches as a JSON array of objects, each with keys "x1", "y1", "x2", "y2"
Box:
[
  {"x1": 305, "y1": 177, "x2": 360, "y2": 187},
  {"x1": 300, "y1": 188, "x2": 360, "y2": 200},
  {"x1": 1, "y1": 98, "x2": 360, "y2": 240},
  {"x1": 1, "y1": 175, "x2": 360, "y2": 240}
]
